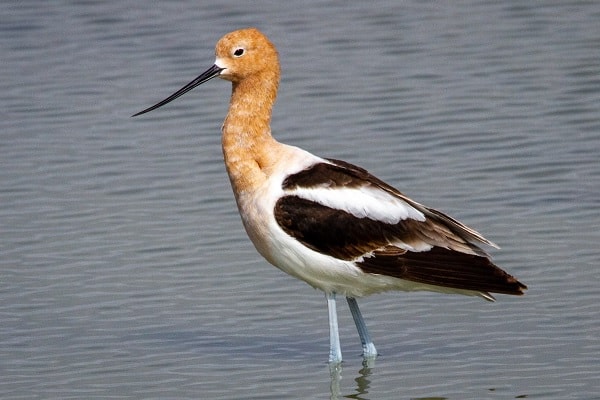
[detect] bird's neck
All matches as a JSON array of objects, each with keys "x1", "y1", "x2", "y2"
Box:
[{"x1": 221, "y1": 72, "x2": 282, "y2": 195}]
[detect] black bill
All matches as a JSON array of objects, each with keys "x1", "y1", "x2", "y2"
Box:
[{"x1": 132, "y1": 64, "x2": 224, "y2": 117}]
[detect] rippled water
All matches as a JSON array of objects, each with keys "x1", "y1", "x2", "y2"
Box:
[{"x1": 1, "y1": 1, "x2": 598, "y2": 399}]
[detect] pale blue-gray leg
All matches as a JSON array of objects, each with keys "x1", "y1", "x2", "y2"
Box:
[
  {"x1": 346, "y1": 297, "x2": 377, "y2": 358},
  {"x1": 326, "y1": 292, "x2": 342, "y2": 363}
]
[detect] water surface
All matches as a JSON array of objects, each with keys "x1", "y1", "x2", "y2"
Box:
[{"x1": 1, "y1": 1, "x2": 598, "y2": 399}]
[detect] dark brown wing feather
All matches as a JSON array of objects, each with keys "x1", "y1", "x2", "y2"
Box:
[{"x1": 358, "y1": 246, "x2": 526, "y2": 295}]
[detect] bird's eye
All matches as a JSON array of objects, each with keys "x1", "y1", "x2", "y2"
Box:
[{"x1": 233, "y1": 48, "x2": 245, "y2": 57}]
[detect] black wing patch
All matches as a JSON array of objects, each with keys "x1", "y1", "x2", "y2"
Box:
[
  {"x1": 274, "y1": 195, "x2": 420, "y2": 260},
  {"x1": 358, "y1": 246, "x2": 527, "y2": 296},
  {"x1": 282, "y1": 158, "x2": 405, "y2": 194}
]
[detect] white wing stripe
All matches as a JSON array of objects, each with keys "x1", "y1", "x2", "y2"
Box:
[{"x1": 287, "y1": 186, "x2": 426, "y2": 224}]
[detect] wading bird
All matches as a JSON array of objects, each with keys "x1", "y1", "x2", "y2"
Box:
[{"x1": 133, "y1": 28, "x2": 526, "y2": 363}]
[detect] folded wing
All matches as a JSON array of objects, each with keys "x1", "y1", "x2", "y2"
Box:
[{"x1": 275, "y1": 158, "x2": 527, "y2": 298}]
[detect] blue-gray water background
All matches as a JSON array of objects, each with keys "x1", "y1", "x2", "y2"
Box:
[{"x1": 1, "y1": 1, "x2": 598, "y2": 399}]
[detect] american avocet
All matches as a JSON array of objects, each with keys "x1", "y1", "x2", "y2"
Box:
[{"x1": 133, "y1": 28, "x2": 527, "y2": 363}]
